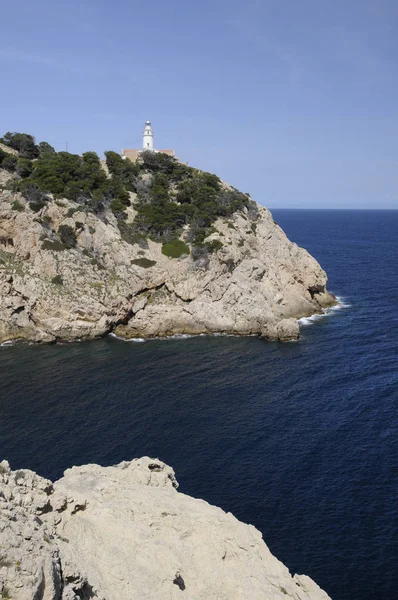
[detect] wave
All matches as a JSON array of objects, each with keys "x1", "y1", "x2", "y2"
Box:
[
  {"x1": 0, "y1": 340, "x2": 15, "y2": 347},
  {"x1": 298, "y1": 314, "x2": 325, "y2": 326},
  {"x1": 108, "y1": 333, "x2": 147, "y2": 343},
  {"x1": 108, "y1": 332, "x2": 198, "y2": 343},
  {"x1": 298, "y1": 295, "x2": 351, "y2": 327},
  {"x1": 333, "y1": 296, "x2": 351, "y2": 309},
  {"x1": 108, "y1": 332, "x2": 255, "y2": 343}
]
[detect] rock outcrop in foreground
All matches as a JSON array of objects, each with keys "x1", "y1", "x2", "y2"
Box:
[
  {"x1": 0, "y1": 457, "x2": 331, "y2": 600},
  {"x1": 0, "y1": 171, "x2": 335, "y2": 344}
]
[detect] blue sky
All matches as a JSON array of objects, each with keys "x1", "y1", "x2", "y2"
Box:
[{"x1": 1, "y1": 0, "x2": 398, "y2": 208}]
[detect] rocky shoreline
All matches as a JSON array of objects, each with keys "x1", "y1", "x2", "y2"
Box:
[
  {"x1": 0, "y1": 457, "x2": 332, "y2": 599},
  {"x1": 0, "y1": 167, "x2": 336, "y2": 345}
]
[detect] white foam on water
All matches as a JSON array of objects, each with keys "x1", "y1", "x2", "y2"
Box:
[
  {"x1": 108, "y1": 331, "x2": 253, "y2": 343},
  {"x1": 109, "y1": 333, "x2": 147, "y2": 343},
  {"x1": 155, "y1": 334, "x2": 196, "y2": 341},
  {"x1": 138, "y1": 332, "x2": 256, "y2": 341},
  {"x1": 298, "y1": 296, "x2": 351, "y2": 327},
  {"x1": 0, "y1": 340, "x2": 15, "y2": 347},
  {"x1": 333, "y1": 296, "x2": 351, "y2": 309},
  {"x1": 212, "y1": 332, "x2": 256, "y2": 338},
  {"x1": 298, "y1": 314, "x2": 324, "y2": 326}
]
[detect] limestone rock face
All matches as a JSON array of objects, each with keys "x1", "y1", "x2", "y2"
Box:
[
  {"x1": 0, "y1": 458, "x2": 331, "y2": 600},
  {"x1": 0, "y1": 179, "x2": 335, "y2": 343}
]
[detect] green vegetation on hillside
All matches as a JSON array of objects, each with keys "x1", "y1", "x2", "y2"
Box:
[
  {"x1": 1, "y1": 131, "x2": 259, "y2": 259},
  {"x1": 161, "y1": 239, "x2": 190, "y2": 258}
]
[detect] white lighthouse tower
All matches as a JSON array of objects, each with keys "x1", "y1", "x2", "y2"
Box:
[
  {"x1": 122, "y1": 121, "x2": 175, "y2": 161},
  {"x1": 143, "y1": 120, "x2": 154, "y2": 151}
]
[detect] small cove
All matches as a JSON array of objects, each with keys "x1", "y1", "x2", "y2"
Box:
[{"x1": 1, "y1": 209, "x2": 397, "y2": 600}]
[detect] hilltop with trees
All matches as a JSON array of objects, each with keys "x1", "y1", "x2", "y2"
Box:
[
  {"x1": 0, "y1": 131, "x2": 256, "y2": 258},
  {"x1": 0, "y1": 129, "x2": 335, "y2": 345}
]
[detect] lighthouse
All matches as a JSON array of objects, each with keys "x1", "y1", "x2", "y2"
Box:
[
  {"x1": 143, "y1": 120, "x2": 154, "y2": 151},
  {"x1": 122, "y1": 121, "x2": 175, "y2": 161}
]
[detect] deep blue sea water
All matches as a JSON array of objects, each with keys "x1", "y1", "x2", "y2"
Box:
[{"x1": 1, "y1": 210, "x2": 397, "y2": 600}]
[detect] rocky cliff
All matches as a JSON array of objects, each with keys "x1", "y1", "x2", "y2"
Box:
[
  {"x1": 0, "y1": 457, "x2": 331, "y2": 600},
  {"x1": 0, "y1": 163, "x2": 335, "y2": 344}
]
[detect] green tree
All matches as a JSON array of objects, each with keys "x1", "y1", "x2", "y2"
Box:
[
  {"x1": 105, "y1": 151, "x2": 126, "y2": 178},
  {"x1": 31, "y1": 151, "x2": 82, "y2": 196},
  {"x1": 140, "y1": 150, "x2": 177, "y2": 174},
  {"x1": 81, "y1": 152, "x2": 107, "y2": 192},
  {"x1": 82, "y1": 151, "x2": 101, "y2": 165},
  {"x1": 104, "y1": 152, "x2": 138, "y2": 188},
  {"x1": 1, "y1": 132, "x2": 39, "y2": 158},
  {"x1": 40, "y1": 175, "x2": 65, "y2": 195},
  {"x1": 110, "y1": 197, "x2": 128, "y2": 213},
  {"x1": 16, "y1": 158, "x2": 33, "y2": 178},
  {"x1": 64, "y1": 181, "x2": 90, "y2": 203},
  {"x1": 38, "y1": 141, "x2": 56, "y2": 157}
]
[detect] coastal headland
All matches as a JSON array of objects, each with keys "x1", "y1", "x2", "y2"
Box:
[{"x1": 0, "y1": 133, "x2": 335, "y2": 344}]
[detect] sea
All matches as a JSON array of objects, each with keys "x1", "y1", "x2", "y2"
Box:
[{"x1": 1, "y1": 209, "x2": 397, "y2": 600}]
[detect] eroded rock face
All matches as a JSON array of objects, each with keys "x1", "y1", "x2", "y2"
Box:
[
  {"x1": 0, "y1": 458, "x2": 331, "y2": 600},
  {"x1": 0, "y1": 175, "x2": 335, "y2": 343}
]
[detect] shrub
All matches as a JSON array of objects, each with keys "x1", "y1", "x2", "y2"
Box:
[
  {"x1": 206, "y1": 239, "x2": 223, "y2": 253},
  {"x1": 247, "y1": 200, "x2": 258, "y2": 217},
  {"x1": 51, "y1": 274, "x2": 63, "y2": 285},
  {"x1": 29, "y1": 199, "x2": 46, "y2": 212},
  {"x1": 110, "y1": 197, "x2": 128, "y2": 214},
  {"x1": 58, "y1": 224, "x2": 77, "y2": 248},
  {"x1": 91, "y1": 258, "x2": 105, "y2": 270},
  {"x1": 0, "y1": 148, "x2": 8, "y2": 165},
  {"x1": 224, "y1": 258, "x2": 235, "y2": 272},
  {"x1": 161, "y1": 239, "x2": 190, "y2": 258},
  {"x1": 1, "y1": 585, "x2": 11, "y2": 599},
  {"x1": 191, "y1": 244, "x2": 210, "y2": 269},
  {"x1": 2, "y1": 155, "x2": 17, "y2": 172},
  {"x1": 19, "y1": 181, "x2": 46, "y2": 203},
  {"x1": 131, "y1": 257, "x2": 157, "y2": 268},
  {"x1": 87, "y1": 192, "x2": 104, "y2": 214},
  {"x1": 118, "y1": 223, "x2": 149, "y2": 247},
  {"x1": 42, "y1": 239, "x2": 65, "y2": 251},
  {"x1": 11, "y1": 200, "x2": 24, "y2": 211}
]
